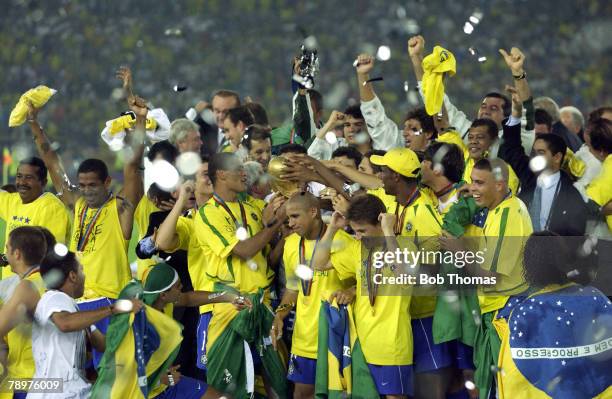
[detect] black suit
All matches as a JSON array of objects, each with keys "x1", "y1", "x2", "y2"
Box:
[
  {"x1": 498, "y1": 120, "x2": 589, "y2": 236},
  {"x1": 552, "y1": 121, "x2": 583, "y2": 153}
]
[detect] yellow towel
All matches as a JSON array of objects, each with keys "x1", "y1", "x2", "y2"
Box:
[
  {"x1": 422, "y1": 46, "x2": 456, "y2": 116},
  {"x1": 9, "y1": 86, "x2": 57, "y2": 127},
  {"x1": 563, "y1": 148, "x2": 586, "y2": 178}
]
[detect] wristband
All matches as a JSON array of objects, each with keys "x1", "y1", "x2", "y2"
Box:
[{"x1": 513, "y1": 71, "x2": 527, "y2": 80}]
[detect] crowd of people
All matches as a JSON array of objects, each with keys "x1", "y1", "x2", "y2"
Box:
[{"x1": 0, "y1": 32, "x2": 611, "y2": 399}]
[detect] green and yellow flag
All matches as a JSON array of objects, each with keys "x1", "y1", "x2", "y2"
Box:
[
  {"x1": 90, "y1": 281, "x2": 182, "y2": 399},
  {"x1": 315, "y1": 300, "x2": 378, "y2": 399}
]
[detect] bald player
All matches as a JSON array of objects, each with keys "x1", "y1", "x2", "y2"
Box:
[{"x1": 271, "y1": 192, "x2": 353, "y2": 399}]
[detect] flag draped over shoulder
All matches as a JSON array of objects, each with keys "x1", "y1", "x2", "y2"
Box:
[
  {"x1": 315, "y1": 300, "x2": 378, "y2": 399},
  {"x1": 494, "y1": 284, "x2": 612, "y2": 399},
  {"x1": 206, "y1": 289, "x2": 288, "y2": 399},
  {"x1": 90, "y1": 281, "x2": 182, "y2": 399},
  {"x1": 433, "y1": 194, "x2": 481, "y2": 346}
]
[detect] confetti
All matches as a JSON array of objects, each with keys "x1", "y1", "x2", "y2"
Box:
[
  {"x1": 469, "y1": 15, "x2": 480, "y2": 25},
  {"x1": 295, "y1": 264, "x2": 314, "y2": 281},
  {"x1": 235, "y1": 226, "x2": 248, "y2": 241},
  {"x1": 465, "y1": 380, "x2": 476, "y2": 390},
  {"x1": 463, "y1": 22, "x2": 474, "y2": 35},
  {"x1": 248, "y1": 260, "x2": 258, "y2": 271},
  {"x1": 352, "y1": 59, "x2": 360, "y2": 68},
  {"x1": 176, "y1": 151, "x2": 201, "y2": 175},
  {"x1": 354, "y1": 132, "x2": 370, "y2": 145},
  {"x1": 478, "y1": 56, "x2": 487, "y2": 63},
  {"x1": 468, "y1": 47, "x2": 478, "y2": 56},
  {"x1": 114, "y1": 299, "x2": 134, "y2": 313},
  {"x1": 149, "y1": 159, "x2": 180, "y2": 191},
  {"x1": 529, "y1": 155, "x2": 547, "y2": 173},
  {"x1": 403, "y1": 81, "x2": 409, "y2": 92},
  {"x1": 54, "y1": 243, "x2": 68, "y2": 257},
  {"x1": 173, "y1": 85, "x2": 188, "y2": 92},
  {"x1": 325, "y1": 131, "x2": 338, "y2": 144},
  {"x1": 376, "y1": 45, "x2": 391, "y2": 61},
  {"x1": 303, "y1": 35, "x2": 317, "y2": 51}
]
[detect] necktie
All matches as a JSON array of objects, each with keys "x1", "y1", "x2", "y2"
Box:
[{"x1": 529, "y1": 186, "x2": 542, "y2": 231}]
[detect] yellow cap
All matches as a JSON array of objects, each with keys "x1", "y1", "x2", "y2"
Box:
[{"x1": 370, "y1": 148, "x2": 421, "y2": 178}]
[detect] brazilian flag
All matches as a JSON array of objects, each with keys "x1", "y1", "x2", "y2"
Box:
[
  {"x1": 206, "y1": 289, "x2": 288, "y2": 399},
  {"x1": 315, "y1": 300, "x2": 378, "y2": 398},
  {"x1": 90, "y1": 282, "x2": 182, "y2": 399}
]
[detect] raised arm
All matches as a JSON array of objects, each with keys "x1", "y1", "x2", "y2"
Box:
[
  {"x1": 408, "y1": 35, "x2": 425, "y2": 81},
  {"x1": 312, "y1": 212, "x2": 346, "y2": 271},
  {"x1": 155, "y1": 181, "x2": 192, "y2": 251},
  {"x1": 117, "y1": 96, "x2": 146, "y2": 239},
  {"x1": 51, "y1": 299, "x2": 142, "y2": 333},
  {"x1": 26, "y1": 103, "x2": 78, "y2": 209}
]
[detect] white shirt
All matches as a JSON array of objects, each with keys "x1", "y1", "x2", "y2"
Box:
[
  {"x1": 29, "y1": 291, "x2": 90, "y2": 399},
  {"x1": 0, "y1": 275, "x2": 19, "y2": 303},
  {"x1": 359, "y1": 95, "x2": 405, "y2": 150},
  {"x1": 536, "y1": 171, "x2": 561, "y2": 231}
]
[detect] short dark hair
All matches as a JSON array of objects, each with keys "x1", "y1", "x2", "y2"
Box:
[
  {"x1": 147, "y1": 183, "x2": 173, "y2": 203},
  {"x1": 279, "y1": 144, "x2": 307, "y2": 155},
  {"x1": 8, "y1": 226, "x2": 48, "y2": 266},
  {"x1": 343, "y1": 105, "x2": 364, "y2": 120},
  {"x1": 470, "y1": 118, "x2": 498, "y2": 140},
  {"x1": 534, "y1": 133, "x2": 567, "y2": 161},
  {"x1": 244, "y1": 102, "x2": 269, "y2": 126},
  {"x1": 308, "y1": 89, "x2": 323, "y2": 114},
  {"x1": 242, "y1": 125, "x2": 272, "y2": 151},
  {"x1": 365, "y1": 150, "x2": 386, "y2": 174},
  {"x1": 208, "y1": 153, "x2": 240, "y2": 185},
  {"x1": 212, "y1": 90, "x2": 241, "y2": 106},
  {"x1": 587, "y1": 106, "x2": 612, "y2": 123},
  {"x1": 588, "y1": 118, "x2": 612, "y2": 154},
  {"x1": 77, "y1": 159, "x2": 109, "y2": 181},
  {"x1": 347, "y1": 194, "x2": 386, "y2": 226},
  {"x1": 36, "y1": 227, "x2": 57, "y2": 257},
  {"x1": 405, "y1": 107, "x2": 436, "y2": 135},
  {"x1": 535, "y1": 109, "x2": 553, "y2": 131},
  {"x1": 424, "y1": 142, "x2": 465, "y2": 183},
  {"x1": 484, "y1": 92, "x2": 511, "y2": 117},
  {"x1": 523, "y1": 231, "x2": 574, "y2": 287},
  {"x1": 332, "y1": 146, "x2": 363, "y2": 168},
  {"x1": 147, "y1": 140, "x2": 179, "y2": 163},
  {"x1": 40, "y1": 251, "x2": 79, "y2": 290},
  {"x1": 18, "y1": 157, "x2": 47, "y2": 182},
  {"x1": 225, "y1": 106, "x2": 255, "y2": 127}
]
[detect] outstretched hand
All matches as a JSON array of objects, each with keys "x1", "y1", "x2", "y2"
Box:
[
  {"x1": 116, "y1": 66, "x2": 134, "y2": 100},
  {"x1": 408, "y1": 35, "x2": 425, "y2": 58},
  {"x1": 499, "y1": 47, "x2": 525, "y2": 74}
]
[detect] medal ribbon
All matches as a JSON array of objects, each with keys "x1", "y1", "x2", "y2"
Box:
[
  {"x1": 77, "y1": 193, "x2": 113, "y2": 251},
  {"x1": 213, "y1": 193, "x2": 248, "y2": 234},
  {"x1": 298, "y1": 223, "x2": 326, "y2": 296},
  {"x1": 394, "y1": 186, "x2": 420, "y2": 235}
]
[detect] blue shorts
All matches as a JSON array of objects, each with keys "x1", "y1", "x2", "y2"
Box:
[
  {"x1": 13, "y1": 393, "x2": 27, "y2": 399},
  {"x1": 287, "y1": 354, "x2": 317, "y2": 385},
  {"x1": 77, "y1": 296, "x2": 115, "y2": 368},
  {"x1": 196, "y1": 312, "x2": 212, "y2": 370},
  {"x1": 412, "y1": 316, "x2": 454, "y2": 373},
  {"x1": 154, "y1": 376, "x2": 207, "y2": 399},
  {"x1": 367, "y1": 364, "x2": 413, "y2": 396},
  {"x1": 452, "y1": 340, "x2": 475, "y2": 370}
]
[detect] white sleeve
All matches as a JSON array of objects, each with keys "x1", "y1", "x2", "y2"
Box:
[
  {"x1": 417, "y1": 81, "x2": 472, "y2": 140},
  {"x1": 35, "y1": 292, "x2": 75, "y2": 325},
  {"x1": 359, "y1": 96, "x2": 404, "y2": 150},
  {"x1": 520, "y1": 126, "x2": 535, "y2": 155},
  {"x1": 307, "y1": 137, "x2": 335, "y2": 160},
  {"x1": 146, "y1": 108, "x2": 171, "y2": 142}
]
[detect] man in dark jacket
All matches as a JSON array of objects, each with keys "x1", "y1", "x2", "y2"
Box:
[{"x1": 499, "y1": 118, "x2": 589, "y2": 237}]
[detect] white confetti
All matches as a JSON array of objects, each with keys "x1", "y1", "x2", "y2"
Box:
[
  {"x1": 248, "y1": 260, "x2": 258, "y2": 271},
  {"x1": 176, "y1": 151, "x2": 202, "y2": 176},
  {"x1": 303, "y1": 35, "x2": 318, "y2": 50},
  {"x1": 376, "y1": 45, "x2": 391, "y2": 61},
  {"x1": 114, "y1": 299, "x2": 133, "y2": 313},
  {"x1": 149, "y1": 159, "x2": 180, "y2": 191},
  {"x1": 352, "y1": 59, "x2": 360, "y2": 68},
  {"x1": 235, "y1": 227, "x2": 248, "y2": 241},
  {"x1": 354, "y1": 132, "x2": 370, "y2": 144},
  {"x1": 529, "y1": 155, "x2": 547, "y2": 173},
  {"x1": 567, "y1": 269, "x2": 580, "y2": 278},
  {"x1": 469, "y1": 15, "x2": 480, "y2": 24},
  {"x1": 463, "y1": 22, "x2": 474, "y2": 35},
  {"x1": 403, "y1": 81, "x2": 409, "y2": 92},
  {"x1": 53, "y1": 243, "x2": 68, "y2": 257},
  {"x1": 465, "y1": 380, "x2": 476, "y2": 390},
  {"x1": 477, "y1": 56, "x2": 487, "y2": 63},
  {"x1": 325, "y1": 131, "x2": 338, "y2": 145},
  {"x1": 295, "y1": 264, "x2": 314, "y2": 281}
]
